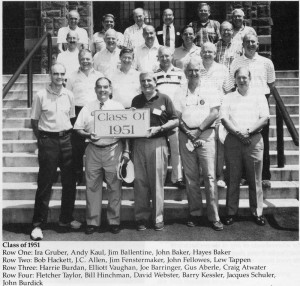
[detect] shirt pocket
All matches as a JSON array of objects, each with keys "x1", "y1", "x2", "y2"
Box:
[{"x1": 58, "y1": 96, "x2": 71, "y2": 115}]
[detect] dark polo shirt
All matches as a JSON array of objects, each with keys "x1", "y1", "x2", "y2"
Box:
[{"x1": 131, "y1": 91, "x2": 178, "y2": 138}]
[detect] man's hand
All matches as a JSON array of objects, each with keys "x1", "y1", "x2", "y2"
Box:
[
  {"x1": 193, "y1": 138, "x2": 205, "y2": 148},
  {"x1": 236, "y1": 131, "x2": 251, "y2": 145},
  {"x1": 186, "y1": 129, "x2": 201, "y2": 141},
  {"x1": 89, "y1": 132, "x2": 101, "y2": 142},
  {"x1": 147, "y1": 126, "x2": 161, "y2": 138}
]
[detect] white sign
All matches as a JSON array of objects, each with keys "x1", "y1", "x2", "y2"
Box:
[{"x1": 94, "y1": 109, "x2": 150, "y2": 138}]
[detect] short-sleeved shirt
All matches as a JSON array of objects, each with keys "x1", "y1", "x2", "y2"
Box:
[
  {"x1": 111, "y1": 68, "x2": 141, "y2": 108},
  {"x1": 154, "y1": 65, "x2": 187, "y2": 109},
  {"x1": 74, "y1": 99, "x2": 124, "y2": 146},
  {"x1": 57, "y1": 26, "x2": 89, "y2": 48},
  {"x1": 199, "y1": 61, "x2": 233, "y2": 97},
  {"x1": 229, "y1": 53, "x2": 276, "y2": 95},
  {"x1": 56, "y1": 48, "x2": 80, "y2": 78},
  {"x1": 31, "y1": 85, "x2": 75, "y2": 132},
  {"x1": 232, "y1": 25, "x2": 257, "y2": 47},
  {"x1": 92, "y1": 30, "x2": 124, "y2": 52},
  {"x1": 131, "y1": 91, "x2": 178, "y2": 138},
  {"x1": 221, "y1": 89, "x2": 270, "y2": 130},
  {"x1": 177, "y1": 86, "x2": 221, "y2": 128},
  {"x1": 134, "y1": 43, "x2": 160, "y2": 72},
  {"x1": 123, "y1": 23, "x2": 146, "y2": 50},
  {"x1": 93, "y1": 48, "x2": 121, "y2": 79},
  {"x1": 189, "y1": 19, "x2": 221, "y2": 47},
  {"x1": 215, "y1": 40, "x2": 243, "y2": 69},
  {"x1": 173, "y1": 44, "x2": 201, "y2": 70},
  {"x1": 66, "y1": 68, "x2": 104, "y2": 107}
]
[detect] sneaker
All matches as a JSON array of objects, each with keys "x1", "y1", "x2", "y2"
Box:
[
  {"x1": 136, "y1": 221, "x2": 147, "y2": 231},
  {"x1": 59, "y1": 220, "x2": 82, "y2": 229},
  {"x1": 217, "y1": 179, "x2": 226, "y2": 188},
  {"x1": 154, "y1": 222, "x2": 164, "y2": 231},
  {"x1": 30, "y1": 227, "x2": 43, "y2": 241},
  {"x1": 212, "y1": 221, "x2": 224, "y2": 231},
  {"x1": 262, "y1": 180, "x2": 271, "y2": 188}
]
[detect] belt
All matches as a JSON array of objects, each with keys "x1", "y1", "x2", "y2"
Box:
[
  {"x1": 189, "y1": 126, "x2": 215, "y2": 131},
  {"x1": 91, "y1": 141, "x2": 119, "y2": 148},
  {"x1": 40, "y1": 129, "x2": 72, "y2": 138}
]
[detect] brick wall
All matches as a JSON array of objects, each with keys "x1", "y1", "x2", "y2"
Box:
[{"x1": 225, "y1": 1, "x2": 272, "y2": 58}]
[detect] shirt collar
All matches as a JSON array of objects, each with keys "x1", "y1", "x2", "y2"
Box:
[
  {"x1": 163, "y1": 23, "x2": 174, "y2": 28},
  {"x1": 142, "y1": 42, "x2": 160, "y2": 49},
  {"x1": 134, "y1": 23, "x2": 146, "y2": 30},
  {"x1": 157, "y1": 64, "x2": 175, "y2": 73},
  {"x1": 243, "y1": 52, "x2": 258, "y2": 60},
  {"x1": 182, "y1": 43, "x2": 197, "y2": 51},
  {"x1": 47, "y1": 85, "x2": 65, "y2": 97},
  {"x1": 199, "y1": 19, "x2": 210, "y2": 26}
]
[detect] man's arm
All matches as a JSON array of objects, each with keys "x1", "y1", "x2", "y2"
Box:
[
  {"x1": 31, "y1": 119, "x2": 40, "y2": 139},
  {"x1": 267, "y1": 81, "x2": 275, "y2": 94}
]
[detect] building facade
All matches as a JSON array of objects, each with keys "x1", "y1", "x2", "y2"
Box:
[{"x1": 2, "y1": 1, "x2": 299, "y2": 74}]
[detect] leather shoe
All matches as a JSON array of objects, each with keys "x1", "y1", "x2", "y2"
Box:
[
  {"x1": 109, "y1": 225, "x2": 120, "y2": 234},
  {"x1": 136, "y1": 220, "x2": 147, "y2": 231},
  {"x1": 173, "y1": 180, "x2": 186, "y2": 190},
  {"x1": 187, "y1": 216, "x2": 201, "y2": 227},
  {"x1": 224, "y1": 216, "x2": 236, "y2": 225},
  {"x1": 85, "y1": 225, "x2": 97, "y2": 235},
  {"x1": 254, "y1": 216, "x2": 266, "y2": 226}
]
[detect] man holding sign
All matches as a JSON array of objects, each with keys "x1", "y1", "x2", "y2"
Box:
[
  {"x1": 131, "y1": 72, "x2": 179, "y2": 231},
  {"x1": 74, "y1": 77, "x2": 130, "y2": 235}
]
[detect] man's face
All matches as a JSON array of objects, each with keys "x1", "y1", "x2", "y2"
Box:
[
  {"x1": 185, "y1": 62, "x2": 200, "y2": 82},
  {"x1": 133, "y1": 10, "x2": 145, "y2": 26},
  {"x1": 220, "y1": 24, "x2": 233, "y2": 42},
  {"x1": 158, "y1": 50, "x2": 172, "y2": 69},
  {"x1": 95, "y1": 79, "x2": 111, "y2": 102},
  {"x1": 235, "y1": 69, "x2": 250, "y2": 91},
  {"x1": 182, "y1": 27, "x2": 195, "y2": 45},
  {"x1": 51, "y1": 65, "x2": 66, "y2": 86},
  {"x1": 102, "y1": 16, "x2": 115, "y2": 31},
  {"x1": 120, "y1": 52, "x2": 134, "y2": 67},
  {"x1": 143, "y1": 26, "x2": 155, "y2": 46},
  {"x1": 140, "y1": 74, "x2": 156, "y2": 95},
  {"x1": 79, "y1": 52, "x2": 93, "y2": 71},
  {"x1": 198, "y1": 5, "x2": 210, "y2": 22},
  {"x1": 66, "y1": 33, "x2": 78, "y2": 49},
  {"x1": 243, "y1": 35, "x2": 258, "y2": 58},
  {"x1": 232, "y1": 11, "x2": 244, "y2": 28},
  {"x1": 105, "y1": 33, "x2": 117, "y2": 51},
  {"x1": 163, "y1": 9, "x2": 174, "y2": 26},
  {"x1": 68, "y1": 11, "x2": 80, "y2": 29},
  {"x1": 201, "y1": 45, "x2": 216, "y2": 63}
]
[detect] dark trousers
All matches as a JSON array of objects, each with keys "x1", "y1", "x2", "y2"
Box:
[
  {"x1": 70, "y1": 106, "x2": 86, "y2": 179},
  {"x1": 32, "y1": 133, "x2": 76, "y2": 227}
]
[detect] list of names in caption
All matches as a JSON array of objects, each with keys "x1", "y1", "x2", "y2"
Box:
[{"x1": 2, "y1": 242, "x2": 276, "y2": 285}]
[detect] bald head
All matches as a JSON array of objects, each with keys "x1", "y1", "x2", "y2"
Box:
[
  {"x1": 232, "y1": 8, "x2": 245, "y2": 29},
  {"x1": 143, "y1": 25, "x2": 156, "y2": 47},
  {"x1": 68, "y1": 10, "x2": 80, "y2": 29},
  {"x1": 163, "y1": 8, "x2": 174, "y2": 25},
  {"x1": 104, "y1": 29, "x2": 117, "y2": 51},
  {"x1": 133, "y1": 8, "x2": 145, "y2": 27}
]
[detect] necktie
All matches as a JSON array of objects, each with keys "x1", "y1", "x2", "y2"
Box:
[
  {"x1": 100, "y1": 102, "x2": 104, "y2": 109},
  {"x1": 166, "y1": 25, "x2": 170, "y2": 47}
]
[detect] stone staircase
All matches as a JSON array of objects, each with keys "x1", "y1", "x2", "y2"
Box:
[{"x1": 2, "y1": 72, "x2": 299, "y2": 224}]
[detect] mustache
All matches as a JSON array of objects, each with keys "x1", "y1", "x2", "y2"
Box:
[{"x1": 69, "y1": 41, "x2": 76, "y2": 44}]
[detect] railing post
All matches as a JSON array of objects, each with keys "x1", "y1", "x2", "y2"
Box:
[
  {"x1": 47, "y1": 33, "x2": 52, "y2": 72},
  {"x1": 27, "y1": 57, "x2": 33, "y2": 108},
  {"x1": 276, "y1": 104, "x2": 285, "y2": 167}
]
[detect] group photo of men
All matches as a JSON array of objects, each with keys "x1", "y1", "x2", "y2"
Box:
[{"x1": 23, "y1": 2, "x2": 291, "y2": 241}]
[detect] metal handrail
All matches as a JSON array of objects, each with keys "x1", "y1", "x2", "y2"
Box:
[
  {"x1": 2, "y1": 33, "x2": 52, "y2": 107},
  {"x1": 273, "y1": 86, "x2": 299, "y2": 167}
]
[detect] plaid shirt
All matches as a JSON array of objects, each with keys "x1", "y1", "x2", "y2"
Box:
[
  {"x1": 215, "y1": 40, "x2": 243, "y2": 69},
  {"x1": 189, "y1": 19, "x2": 221, "y2": 47}
]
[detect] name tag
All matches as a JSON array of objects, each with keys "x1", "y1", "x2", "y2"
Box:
[
  {"x1": 153, "y1": 108, "x2": 162, "y2": 116},
  {"x1": 157, "y1": 31, "x2": 163, "y2": 35}
]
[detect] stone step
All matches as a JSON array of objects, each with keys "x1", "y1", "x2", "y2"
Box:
[
  {"x1": 3, "y1": 108, "x2": 31, "y2": 119},
  {"x1": 269, "y1": 137, "x2": 298, "y2": 151},
  {"x1": 3, "y1": 149, "x2": 298, "y2": 168},
  {"x1": 269, "y1": 114, "x2": 298, "y2": 125},
  {"x1": 269, "y1": 104, "x2": 299, "y2": 115},
  {"x1": 276, "y1": 78, "x2": 299, "y2": 86},
  {"x1": 3, "y1": 99, "x2": 29, "y2": 108},
  {"x1": 2, "y1": 74, "x2": 49, "y2": 84},
  {"x1": 2, "y1": 81, "x2": 49, "y2": 91},
  {"x1": 3, "y1": 198, "x2": 299, "y2": 224},
  {"x1": 4, "y1": 90, "x2": 39, "y2": 100},
  {"x1": 2, "y1": 165, "x2": 299, "y2": 183},
  {"x1": 269, "y1": 125, "x2": 299, "y2": 138},
  {"x1": 275, "y1": 70, "x2": 299, "y2": 78},
  {"x1": 269, "y1": 95, "x2": 299, "y2": 105},
  {"x1": 2, "y1": 128, "x2": 36, "y2": 140},
  {"x1": 275, "y1": 86, "x2": 299, "y2": 95},
  {"x1": 3, "y1": 118, "x2": 32, "y2": 128},
  {"x1": 2, "y1": 181, "x2": 298, "y2": 201}
]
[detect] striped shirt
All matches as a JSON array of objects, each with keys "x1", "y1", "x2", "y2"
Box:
[
  {"x1": 215, "y1": 40, "x2": 243, "y2": 69},
  {"x1": 229, "y1": 53, "x2": 276, "y2": 95},
  {"x1": 189, "y1": 20, "x2": 221, "y2": 47},
  {"x1": 199, "y1": 61, "x2": 233, "y2": 96},
  {"x1": 154, "y1": 65, "x2": 187, "y2": 109}
]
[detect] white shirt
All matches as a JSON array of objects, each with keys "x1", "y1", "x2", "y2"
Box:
[
  {"x1": 230, "y1": 53, "x2": 276, "y2": 94},
  {"x1": 123, "y1": 23, "x2": 146, "y2": 49},
  {"x1": 111, "y1": 68, "x2": 141, "y2": 108},
  {"x1": 93, "y1": 48, "x2": 121, "y2": 79},
  {"x1": 134, "y1": 43, "x2": 160, "y2": 72},
  {"x1": 173, "y1": 44, "x2": 201, "y2": 70},
  {"x1": 56, "y1": 48, "x2": 80, "y2": 79},
  {"x1": 232, "y1": 25, "x2": 257, "y2": 47},
  {"x1": 221, "y1": 89, "x2": 270, "y2": 130},
  {"x1": 57, "y1": 26, "x2": 89, "y2": 47},
  {"x1": 92, "y1": 30, "x2": 124, "y2": 52},
  {"x1": 66, "y1": 68, "x2": 104, "y2": 107},
  {"x1": 74, "y1": 99, "x2": 124, "y2": 146},
  {"x1": 177, "y1": 86, "x2": 221, "y2": 128}
]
